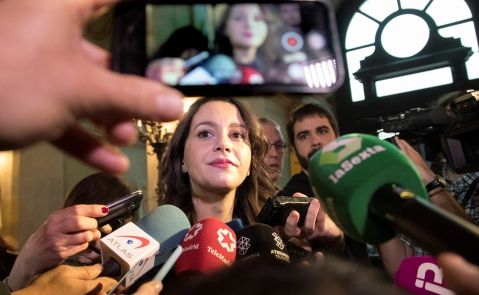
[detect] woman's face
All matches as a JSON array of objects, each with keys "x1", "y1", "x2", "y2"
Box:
[
  {"x1": 225, "y1": 4, "x2": 268, "y2": 50},
  {"x1": 183, "y1": 101, "x2": 252, "y2": 196}
]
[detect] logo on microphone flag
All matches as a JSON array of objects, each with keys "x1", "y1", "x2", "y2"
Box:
[
  {"x1": 218, "y1": 228, "x2": 236, "y2": 253},
  {"x1": 184, "y1": 222, "x2": 203, "y2": 241},
  {"x1": 237, "y1": 236, "x2": 250, "y2": 255}
]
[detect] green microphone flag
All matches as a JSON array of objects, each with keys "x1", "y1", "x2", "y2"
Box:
[{"x1": 308, "y1": 133, "x2": 428, "y2": 244}]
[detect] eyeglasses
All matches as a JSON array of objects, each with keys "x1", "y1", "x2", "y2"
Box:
[{"x1": 269, "y1": 142, "x2": 288, "y2": 152}]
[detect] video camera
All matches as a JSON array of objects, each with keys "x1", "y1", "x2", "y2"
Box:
[{"x1": 378, "y1": 90, "x2": 479, "y2": 173}]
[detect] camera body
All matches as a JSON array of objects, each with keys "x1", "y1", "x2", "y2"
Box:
[
  {"x1": 378, "y1": 90, "x2": 479, "y2": 173},
  {"x1": 256, "y1": 196, "x2": 313, "y2": 227}
]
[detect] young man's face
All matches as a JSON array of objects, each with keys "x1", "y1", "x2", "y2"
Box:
[{"x1": 292, "y1": 114, "x2": 336, "y2": 172}]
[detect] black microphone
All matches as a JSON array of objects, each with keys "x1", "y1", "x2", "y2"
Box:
[{"x1": 236, "y1": 223, "x2": 290, "y2": 263}]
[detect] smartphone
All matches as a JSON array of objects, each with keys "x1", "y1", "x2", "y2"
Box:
[
  {"x1": 111, "y1": 0, "x2": 344, "y2": 96},
  {"x1": 97, "y1": 190, "x2": 144, "y2": 227},
  {"x1": 256, "y1": 196, "x2": 313, "y2": 227}
]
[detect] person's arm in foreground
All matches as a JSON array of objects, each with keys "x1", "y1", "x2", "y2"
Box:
[
  {"x1": 8, "y1": 205, "x2": 108, "y2": 290},
  {"x1": 0, "y1": 0, "x2": 184, "y2": 174}
]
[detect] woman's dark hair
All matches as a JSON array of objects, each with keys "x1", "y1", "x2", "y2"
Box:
[{"x1": 158, "y1": 97, "x2": 275, "y2": 225}]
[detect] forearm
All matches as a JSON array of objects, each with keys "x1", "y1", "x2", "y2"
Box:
[
  {"x1": 429, "y1": 188, "x2": 471, "y2": 222},
  {"x1": 7, "y1": 258, "x2": 41, "y2": 291}
]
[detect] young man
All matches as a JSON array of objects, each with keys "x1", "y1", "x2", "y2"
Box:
[
  {"x1": 259, "y1": 117, "x2": 287, "y2": 184},
  {"x1": 279, "y1": 103, "x2": 338, "y2": 197},
  {"x1": 278, "y1": 102, "x2": 369, "y2": 263}
]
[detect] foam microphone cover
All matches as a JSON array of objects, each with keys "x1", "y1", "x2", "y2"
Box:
[
  {"x1": 136, "y1": 205, "x2": 191, "y2": 265},
  {"x1": 308, "y1": 133, "x2": 428, "y2": 244},
  {"x1": 226, "y1": 218, "x2": 245, "y2": 234},
  {"x1": 201, "y1": 54, "x2": 240, "y2": 83},
  {"x1": 175, "y1": 217, "x2": 236, "y2": 275},
  {"x1": 236, "y1": 223, "x2": 290, "y2": 263},
  {"x1": 395, "y1": 256, "x2": 454, "y2": 295}
]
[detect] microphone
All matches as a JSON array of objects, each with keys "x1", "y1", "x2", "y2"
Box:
[
  {"x1": 136, "y1": 205, "x2": 191, "y2": 266},
  {"x1": 236, "y1": 223, "x2": 290, "y2": 263},
  {"x1": 226, "y1": 218, "x2": 245, "y2": 234},
  {"x1": 394, "y1": 256, "x2": 454, "y2": 295},
  {"x1": 100, "y1": 222, "x2": 159, "y2": 287},
  {"x1": 308, "y1": 133, "x2": 479, "y2": 264},
  {"x1": 175, "y1": 217, "x2": 236, "y2": 276},
  {"x1": 100, "y1": 205, "x2": 190, "y2": 286}
]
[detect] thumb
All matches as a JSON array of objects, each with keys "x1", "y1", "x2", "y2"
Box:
[
  {"x1": 133, "y1": 280, "x2": 163, "y2": 295},
  {"x1": 78, "y1": 263, "x2": 103, "y2": 280},
  {"x1": 76, "y1": 67, "x2": 184, "y2": 123}
]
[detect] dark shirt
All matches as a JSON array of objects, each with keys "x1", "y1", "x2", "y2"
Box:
[
  {"x1": 277, "y1": 171, "x2": 314, "y2": 197},
  {"x1": 0, "y1": 249, "x2": 16, "y2": 280},
  {"x1": 277, "y1": 171, "x2": 370, "y2": 265}
]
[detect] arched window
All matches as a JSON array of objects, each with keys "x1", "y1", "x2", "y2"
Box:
[{"x1": 343, "y1": 0, "x2": 479, "y2": 102}]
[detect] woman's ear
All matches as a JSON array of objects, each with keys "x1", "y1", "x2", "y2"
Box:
[{"x1": 181, "y1": 161, "x2": 188, "y2": 173}]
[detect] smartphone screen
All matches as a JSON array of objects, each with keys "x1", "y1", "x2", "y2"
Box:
[{"x1": 112, "y1": 0, "x2": 344, "y2": 96}]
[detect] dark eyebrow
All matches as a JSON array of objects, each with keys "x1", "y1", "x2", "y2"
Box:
[
  {"x1": 316, "y1": 125, "x2": 331, "y2": 131},
  {"x1": 296, "y1": 130, "x2": 310, "y2": 139},
  {"x1": 192, "y1": 121, "x2": 215, "y2": 130},
  {"x1": 193, "y1": 121, "x2": 247, "y2": 130}
]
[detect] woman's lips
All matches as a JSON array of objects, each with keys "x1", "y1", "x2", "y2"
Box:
[{"x1": 209, "y1": 159, "x2": 236, "y2": 168}]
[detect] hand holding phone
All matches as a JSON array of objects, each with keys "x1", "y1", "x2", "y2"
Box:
[
  {"x1": 256, "y1": 196, "x2": 313, "y2": 227},
  {"x1": 96, "y1": 190, "x2": 143, "y2": 227}
]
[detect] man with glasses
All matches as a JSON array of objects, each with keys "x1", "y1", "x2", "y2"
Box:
[{"x1": 259, "y1": 117, "x2": 287, "y2": 184}]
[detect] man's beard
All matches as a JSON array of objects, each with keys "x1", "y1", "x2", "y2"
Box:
[{"x1": 297, "y1": 148, "x2": 320, "y2": 171}]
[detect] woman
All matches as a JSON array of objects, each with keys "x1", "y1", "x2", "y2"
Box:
[
  {"x1": 216, "y1": 4, "x2": 271, "y2": 83},
  {"x1": 158, "y1": 97, "x2": 275, "y2": 225}
]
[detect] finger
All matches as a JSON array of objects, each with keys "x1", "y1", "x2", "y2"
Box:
[
  {"x1": 63, "y1": 229, "x2": 102, "y2": 247},
  {"x1": 100, "y1": 224, "x2": 113, "y2": 235},
  {"x1": 283, "y1": 211, "x2": 301, "y2": 237},
  {"x1": 393, "y1": 137, "x2": 406, "y2": 150},
  {"x1": 133, "y1": 280, "x2": 163, "y2": 295},
  {"x1": 292, "y1": 192, "x2": 309, "y2": 198},
  {"x1": 80, "y1": 39, "x2": 109, "y2": 67},
  {"x1": 304, "y1": 199, "x2": 321, "y2": 234},
  {"x1": 51, "y1": 126, "x2": 130, "y2": 173},
  {"x1": 55, "y1": 242, "x2": 91, "y2": 258},
  {"x1": 50, "y1": 264, "x2": 102, "y2": 282},
  {"x1": 104, "y1": 119, "x2": 138, "y2": 145},
  {"x1": 92, "y1": 277, "x2": 118, "y2": 294},
  {"x1": 74, "y1": 64, "x2": 184, "y2": 123},
  {"x1": 83, "y1": 0, "x2": 119, "y2": 13},
  {"x1": 77, "y1": 0, "x2": 118, "y2": 25},
  {"x1": 437, "y1": 253, "x2": 479, "y2": 295},
  {"x1": 66, "y1": 204, "x2": 110, "y2": 219}
]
